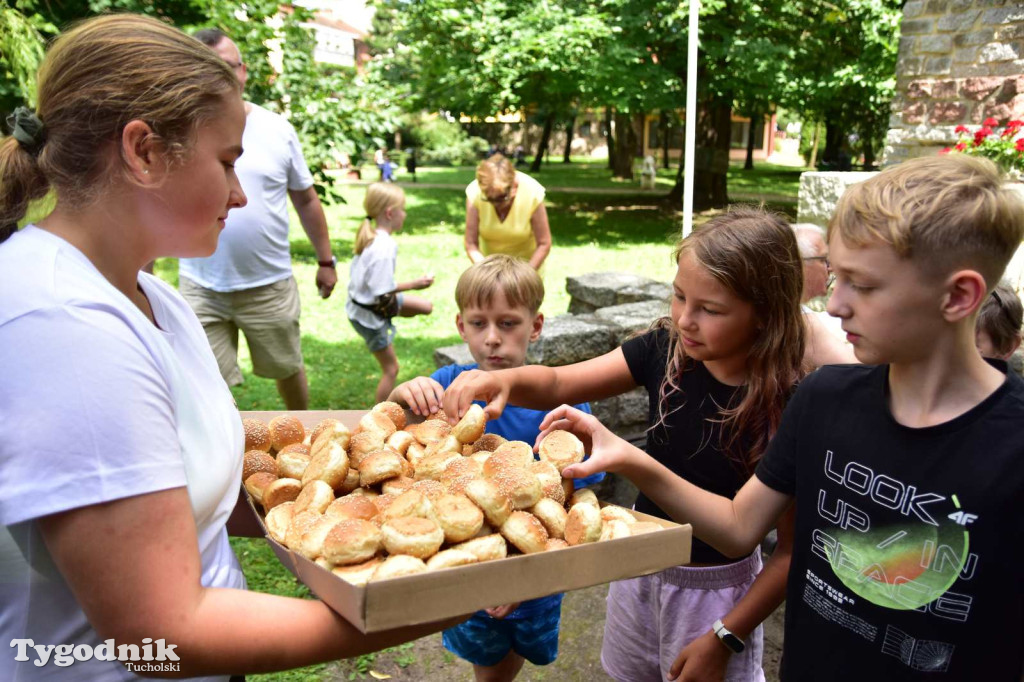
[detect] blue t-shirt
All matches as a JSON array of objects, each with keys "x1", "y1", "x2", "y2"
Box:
[{"x1": 431, "y1": 363, "x2": 605, "y2": 618}]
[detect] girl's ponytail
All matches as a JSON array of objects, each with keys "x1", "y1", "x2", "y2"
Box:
[
  {"x1": 353, "y1": 216, "x2": 376, "y2": 255},
  {"x1": 0, "y1": 118, "x2": 50, "y2": 244}
]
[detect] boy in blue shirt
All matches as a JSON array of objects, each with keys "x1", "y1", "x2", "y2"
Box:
[{"x1": 390, "y1": 254, "x2": 603, "y2": 681}]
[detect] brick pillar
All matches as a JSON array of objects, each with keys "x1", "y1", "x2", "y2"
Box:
[{"x1": 884, "y1": 1, "x2": 1024, "y2": 165}]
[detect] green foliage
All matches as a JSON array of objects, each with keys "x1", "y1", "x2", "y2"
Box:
[
  {"x1": 401, "y1": 114, "x2": 488, "y2": 166},
  {"x1": 0, "y1": 1, "x2": 53, "y2": 114}
]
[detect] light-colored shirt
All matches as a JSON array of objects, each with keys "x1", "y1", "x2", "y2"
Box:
[
  {"x1": 179, "y1": 103, "x2": 314, "y2": 292},
  {"x1": 346, "y1": 229, "x2": 398, "y2": 330},
  {"x1": 466, "y1": 171, "x2": 545, "y2": 263},
  {"x1": 0, "y1": 226, "x2": 245, "y2": 681}
]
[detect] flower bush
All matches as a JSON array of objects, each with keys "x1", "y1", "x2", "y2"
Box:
[{"x1": 943, "y1": 118, "x2": 1024, "y2": 179}]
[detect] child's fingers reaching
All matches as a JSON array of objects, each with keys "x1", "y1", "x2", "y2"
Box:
[
  {"x1": 408, "y1": 378, "x2": 444, "y2": 416},
  {"x1": 443, "y1": 370, "x2": 507, "y2": 422}
]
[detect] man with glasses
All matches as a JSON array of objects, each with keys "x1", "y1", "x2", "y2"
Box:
[
  {"x1": 178, "y1": 28, "x2": 337, "y2": 410},
  {"x1": 792, "y1": 223, "x2": 856, "y2": 366}
]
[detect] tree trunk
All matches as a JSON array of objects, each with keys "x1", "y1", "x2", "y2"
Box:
[
  {"x1": 744, "y1": 110, "x2": 758, "y2": 171},
  {"x1": 604, "y1": 107, "x2": 615, "y2": 171},
  {"x1": 667, "y1": 95, "x2": 731, "y2": 210},
  {"x1": 821, "y1": 115, "x2": 846, "y2": 170},
  {"x1": 529, "y1": 114, "x2": 555, "y2": 173},
  {"x1": 660, "y1": 111, "x2": 670, "y2": 169},
  {"x1": 611, "y1": 111, "x2": 638, "y2": 180},
  {"x1": 563, "y1": 116, "x2": 574, "y2": 163},
  {"x1": 808, "y1": 121, "x2": 820, "y2": 169}
]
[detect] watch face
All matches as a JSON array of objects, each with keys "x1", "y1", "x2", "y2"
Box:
[{"x1": 722, "y1": 633, "x2": 744, "y2": 653}]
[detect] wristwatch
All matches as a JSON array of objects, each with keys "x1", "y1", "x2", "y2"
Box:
[
  {"x1": 712, "y1": 619, "x2": 745, "y2": 653},
  {"x1": 318, "y1": 255, "x2": 337, "y2": 268}
]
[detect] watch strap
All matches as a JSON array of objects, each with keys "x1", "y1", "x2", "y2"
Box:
[{"x1": 318, "y1": 256, "x2": 337, "y2": 268}]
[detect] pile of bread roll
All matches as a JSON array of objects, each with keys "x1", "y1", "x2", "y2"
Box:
[{"x1": 241, "y1": 402, "x2": 663, "y2": 585}]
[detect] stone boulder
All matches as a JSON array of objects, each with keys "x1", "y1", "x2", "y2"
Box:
[
  {"x1": 525, "y1": 314, "x2": 618, "y2": 367},
  {"x1": 594, "y1": 299, "x2": 671, "y2": 345},
  {"x1": 433, "y1": 343, "x2": 475, "y2": 368},
  {"x1": 797, "y1": 171, "x2": 879, "y2": 228},
  {"x1": 567, "y1": 272, "x2": 671, "y2": 314}
]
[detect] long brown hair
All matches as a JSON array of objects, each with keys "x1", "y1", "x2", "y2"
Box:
[
  {"x1": 656, "y1": 207, "x2": 806, "y2": 474},
  {"x1": 0, "y1": 14, "x2": 239, "y2": 240}
]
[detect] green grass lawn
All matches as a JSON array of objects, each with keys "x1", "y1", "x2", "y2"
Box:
[
  {"x1": 153, "y1": 169, "x2": 798, "y2": 680},
  {"x1": 351, "y1": 157, "x2": 809, "y2": 198}
]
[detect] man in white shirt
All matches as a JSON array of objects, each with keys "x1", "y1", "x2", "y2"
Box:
[{"x1": 179, "y1": 29, "x2": 337, "y2": 410}]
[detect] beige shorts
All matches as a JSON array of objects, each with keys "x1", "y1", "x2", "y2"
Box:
[{"x1": 180, "y1": 276, "x2": 303, "y2": 385}]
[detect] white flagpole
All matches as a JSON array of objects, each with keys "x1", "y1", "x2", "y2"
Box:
[{"x1": 682, "y1": 0, "x2": 700, "y2": 237}]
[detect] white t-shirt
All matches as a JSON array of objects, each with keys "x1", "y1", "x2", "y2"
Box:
[
  {"x1": 0, "y1": 227, "x2": 245, "y2": 681},
  {"x1": 179, "y1": 103, "x2": 314, "y2": 292},
  {"x1": 346, "y1": 230, "x2": 398, "y2": 330}
]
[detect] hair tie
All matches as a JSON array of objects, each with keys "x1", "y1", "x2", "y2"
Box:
[
  {"x1": 365, "y1": 215, "x2": 373, "y2": 220},
  {"x1": 7, "y1": 107, "x2": 46, "y2": 157}
]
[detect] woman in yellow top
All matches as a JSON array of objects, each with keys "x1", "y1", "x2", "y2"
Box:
[{"x1": 465, "y1": 154, "x2": 552, "y2": 270}]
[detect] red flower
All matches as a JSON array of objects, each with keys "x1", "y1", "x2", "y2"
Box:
[
  {"x1": 983, "y1": 117, "x2": 999, "y2": 127},
  {"x1": 955, "y1": 124, "x2": 969, "y2": 134},
  {"x1": 974, "y1": 128, "x2": 992, "y2": 146},
  {"x1": 955, "y1": 142, "x2": 967, "y2": 152},
  {"x1": 940, "y1": 147, "x2": 952, "y2": 154},
  {"x1": 1016, "y1": 138, "x2": 1024, "y2": 153},
  {"x1": 1002, "y1": 126, "x2": 1015, "y2": 137},
  {"x1": 1008, "y1": 120, "x2": 1024, "y2": 130}
]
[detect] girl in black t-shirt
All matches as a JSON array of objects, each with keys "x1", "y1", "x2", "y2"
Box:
[{"x1": 444, "y1": 207, "x2": 806, "y2": 682}]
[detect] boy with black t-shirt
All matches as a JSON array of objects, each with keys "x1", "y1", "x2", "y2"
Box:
[{"x1": 554, "y1": 154, "x2": 1024, "y2": 680}]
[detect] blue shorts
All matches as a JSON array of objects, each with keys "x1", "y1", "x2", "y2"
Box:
[
  {"x1": 349, "y1": 294, "x2": 403, "y2": 352},
  {"x1": 442, "y1": 599, "x2": 562, "y2": 667}
]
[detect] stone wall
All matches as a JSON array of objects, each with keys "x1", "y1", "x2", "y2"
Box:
[{"x1": 885, "y1": 1, "x2": 1024, "y2": 163}]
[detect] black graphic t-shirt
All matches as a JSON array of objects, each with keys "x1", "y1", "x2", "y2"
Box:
[
  {"x1": 622, "y1": 328, "x2": 754, "y2": 564},
  {"x1": 756, "y1": 363, "x2": 1024, "y2": 680}
]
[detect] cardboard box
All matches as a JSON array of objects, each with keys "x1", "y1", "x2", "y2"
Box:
[{"x1": 242, "y1": 410, "x2": 692, "y2": 633}]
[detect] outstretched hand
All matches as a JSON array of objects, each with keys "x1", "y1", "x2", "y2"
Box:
[
  {"x1": 390, "y1": 376, "x2": 445, "y2": 417},
  {"x1": 442, "y1": 369, "x2": 510, "y2": 422},
  {"x1": 535, "y1": 405, "x2": 638, "y2": 480},
  {"x1": 667, "y1": 630, "x2": 731, "y2": 681}
]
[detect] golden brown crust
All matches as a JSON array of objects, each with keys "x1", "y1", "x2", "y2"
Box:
[
  {"x1": 264, "y1": 501, "x2": 295, "y2": 543},
  {"x1": 301, "y1": 441, "x2": 350, "y2": 489},
  {"x1": 323, "y1": 519, "x2": 382, "y2": 566},
  {"x1": 538, "y1": 430, "x2": 585, "y2": 473},
  {"x1": 426, "y1": 549, "x2": 479, "y2": 570},
  {"x1": 262, "y1": 477, "x2": 303, "y2": 511},
  {"x1": 276, "y1": 451, "x2": 311, "y2": 480},
  {"x1": 600, "y1": 506, "x2": 637, "y2": 525},
  {"x1": 371, "y1": 493, "x2": 397, "y2": 520},
  {"x1": 371, "y1": 555, "x2": 428, "y2": 581},
  {"x1": 373, "y1": 401, "x2": 407, "y2": 431},
  {"x1": 490, "y1": 467, "x2": 543, "y2": 510},
  {"x1": 423, "y1": 435, "x2": 462, "y2": 459},
  {"x1": 414, "y1": 450, "x2": 462, "y2": 481},
  {"x1": 293, "y1": 480, "x2": 335, "y2": 515},
  {"x1": 415, "y1": 419, "x2": 452, "y2": 445},
  {"x1": 358, "y1": 410, "x2": 397, "y2": 439},
  {"x1": 500, "y1": 511, "x2": 549, "y2": 554},
  {"x1": 283, "y1": 509, "x2": 323, "y2": 552},
  {"x1": 297, "y1": 515, "x2": 340, "y2": 560},
  {"x1": 463, "y1": 478, "x2": 513, "y2": 527},
  {"x1": 410, "y1": 479, "x2": 447, "y2": 500},
  {"x1": 599, "y1": 519, "x2": 632, "y2": 542},
  {"x1": 471, "y1": 433, "x2": 507, "y2": 454},
  {"x1": 445, "y1": 473, "x2": 483, "y2": 496},
  {"x1": 380, "y1": 517, "x2": 445, "y2": 559},
  {"x1": 426, "y1": 408, "x2": 449, "y2": 423},
  {"x1": 442, "y1": 456, "x2": 483, "y2": 481},
  {"x1": 332, "y1": 557, "x2": 384, "y2": 585},
  {"x1": 268, "y1": 415, "x2": 305, "y2": 452},
  {"x1": 569, "y1": 487, "x2": 600, "y2": 510},
  {"x1": 564, "y1": 503, "x2": 603, "y2": 546},
  {"x1": 358, "y1": 449, "x2": 405, "y2": 487},
  {"x1": 385, "y1": 430, "x2": 415, "y2": 456},
  {"x1": 381, "y1": 476, "x2": 416, "y2": 496},
  {"x1": 243, "y1": 471, "x2": 278, "y2": 505},
  {"x1": 310, "y1": 421, "x2": 352, "y2": 458},
  {"x1": 379, "y1": 490, "x2": 435, "y2": 524},
  {"x1": 452, "y1": 403, "x2": 487, "y2": 444},
  {"x1": 348, "y1": 431, "x2": 386, "y2": 467},
  {"x1": 278, "y1": 442, "x2": 311, "y2": 457},
  {"x1": 325, "y1": 495, "x2": 379, "y2": 523},
  {"x1": 530, "y1": 497, "x2": 569, "y2": 540},
  {"x1": 307, "y1": 418, "x2": 339, "y2": 449},
  {"x1": 452, "y1": 533, "x2": 508, "y2": 562},
  {"x1": 243, "y1": 450, "x2": 278, "y2": 482},
  {"x1": 530, "y1": 460, "x2": 566, "y2": 505},
  {"x1": 433, "y1": 493, "x2": 485, "y2": 543},
  {"x1": 242, "y1": 418, "x2": 272, "y2": 452},
  {"x1": 487, "y1": 441, "x2": 535, "y2": 470}
]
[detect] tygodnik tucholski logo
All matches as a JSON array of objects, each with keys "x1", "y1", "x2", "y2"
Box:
[{"x1": 11, "y1": 637, "x2": 181, "y2": 672}]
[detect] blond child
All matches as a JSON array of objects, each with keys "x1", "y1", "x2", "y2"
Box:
[
  {"x1": 545, "y1": 155, "x2": 1024, "y2": 680},
  {"x1": 346, "y1": 182, "x2": 434, "y2": 402}
]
